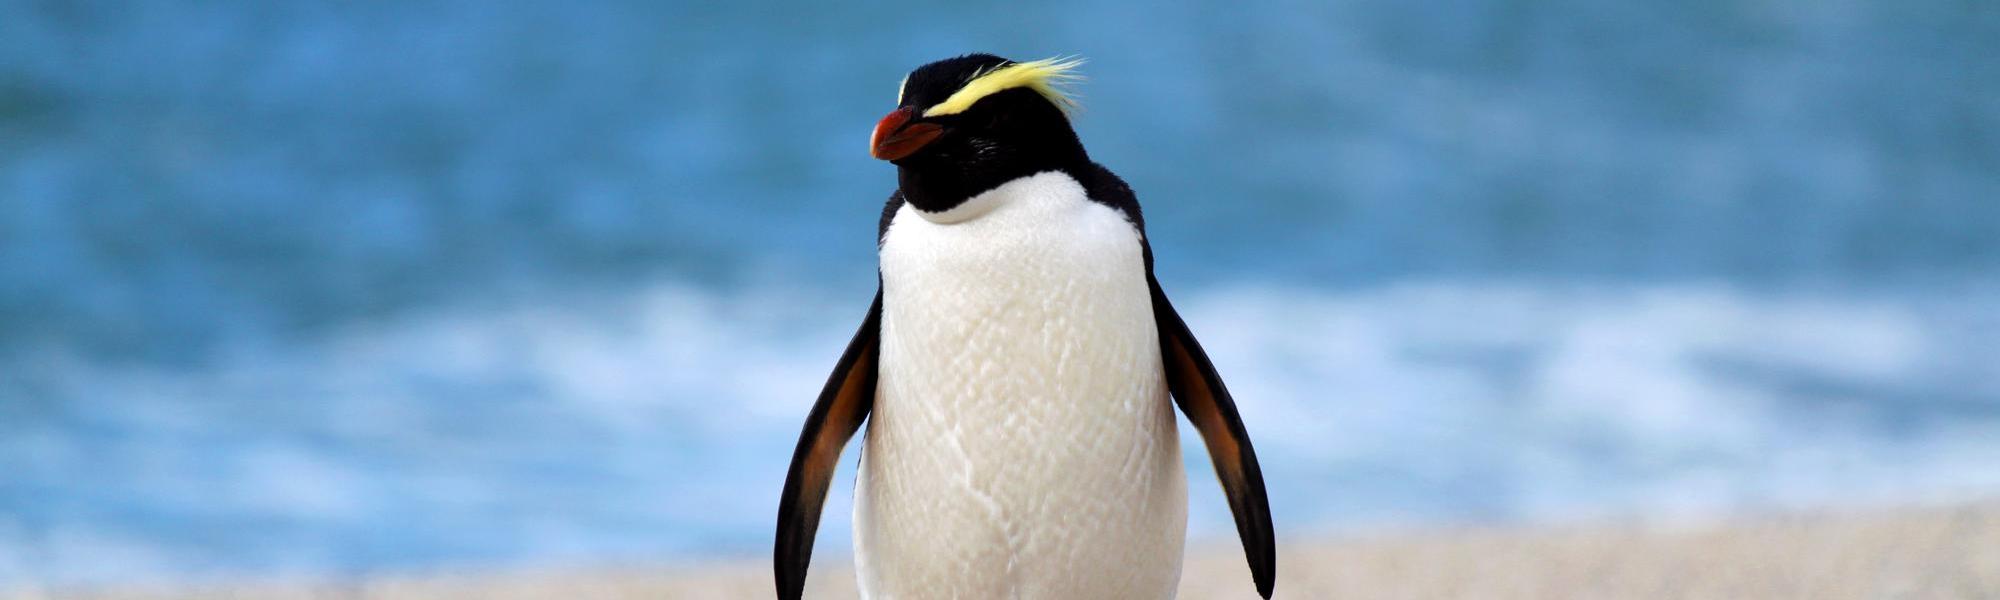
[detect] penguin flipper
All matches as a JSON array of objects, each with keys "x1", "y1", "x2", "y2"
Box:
[
  {"x1": 774, "y1": 289, "x2": 882, "y2": 600},
  {"x1": 1150, "y1": 276, "x2": 1276, "y2": 599}
]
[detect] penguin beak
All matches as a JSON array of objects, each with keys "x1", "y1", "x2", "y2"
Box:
[{"x1": 871, "y1": 107, "x2": 943, "y2": 161}]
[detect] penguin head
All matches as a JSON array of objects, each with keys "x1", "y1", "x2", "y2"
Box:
[{"x1": 871, "y1": 54, "x2": 1090, "y2": 213}]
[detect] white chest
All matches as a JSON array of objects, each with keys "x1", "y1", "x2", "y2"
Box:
[{"x1": 856, "y1": 171, "x2": 1187, "y2": 599}]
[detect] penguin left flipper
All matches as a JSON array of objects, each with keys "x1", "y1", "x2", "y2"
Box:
[
  {"x1": 1150, "y1": 275, "x2": 1277, "y2": 599},
  {"x1": 774, "y1": 289, "x2": 882, "y2": 600}
]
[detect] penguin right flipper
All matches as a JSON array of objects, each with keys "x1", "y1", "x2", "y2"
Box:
[
  {"x1": 774, "y1": 289, "x2": 882, "y2": 600},
  {"x1": 1150, "y1": 275, "x2": 1276, "y2": 599}
]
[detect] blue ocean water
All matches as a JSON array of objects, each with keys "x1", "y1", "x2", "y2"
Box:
[{"x1": 2, "y1": 0, "x2": 1998, "y2": 587}]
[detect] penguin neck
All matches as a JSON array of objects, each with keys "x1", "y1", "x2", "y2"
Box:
[{"x1": 896, "y1": 130, "x2": 1088, "y2": 215}]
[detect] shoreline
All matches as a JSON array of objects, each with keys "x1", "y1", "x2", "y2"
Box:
[{"x1": 16, "y1": 502, "x2": 1997, "y2": 599}]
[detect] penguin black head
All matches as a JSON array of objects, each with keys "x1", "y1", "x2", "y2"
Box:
[{"x1": 870, "y1": 54, "x2": 1091, "y2": 213}]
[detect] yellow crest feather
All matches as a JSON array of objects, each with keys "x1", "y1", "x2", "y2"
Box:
[{"x1": 921, "y1": 57, "x2": 1085, "y2": 117}]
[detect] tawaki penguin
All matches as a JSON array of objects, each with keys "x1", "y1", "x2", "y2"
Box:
[{"x1": 776, "y1": 54, "x2": 1275, "y2": 599}]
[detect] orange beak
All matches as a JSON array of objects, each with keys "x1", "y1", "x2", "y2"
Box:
[{"x1": 870, "y1": 107, "x2": 943, "y2": 161}]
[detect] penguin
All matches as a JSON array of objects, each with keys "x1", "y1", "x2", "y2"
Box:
[{"x1": 776, "y1": 54, "x2": 1274, "y2": 599}]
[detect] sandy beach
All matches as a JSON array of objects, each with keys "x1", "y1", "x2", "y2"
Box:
[{"x1": 16, "y1": 502, "x2": 1997, "y2": 599}]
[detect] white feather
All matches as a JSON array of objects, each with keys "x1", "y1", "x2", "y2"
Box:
[{"x1": 857, "y1": 171, "x2": 1187, "y2": 599}]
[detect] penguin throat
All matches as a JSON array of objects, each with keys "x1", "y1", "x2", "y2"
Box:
[
  {"x1": 897, "y1": 150, "x2": 1086, "y2": 217},
  {"x1": 907, "y1": 172, "x2": 1042, "y2": 224}
]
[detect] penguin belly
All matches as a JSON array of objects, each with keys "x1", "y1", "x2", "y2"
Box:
[{"x1": 858, "y1": 172, "x2": 1188, "y2": 599}]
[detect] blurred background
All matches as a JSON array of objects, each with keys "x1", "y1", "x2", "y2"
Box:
[{"x1": 3, "y1": 0, "x2": 1997, "y2": 589}]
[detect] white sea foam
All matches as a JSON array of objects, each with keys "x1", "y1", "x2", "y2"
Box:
[{"x1": 3, "y1": 281, "x2": 1996, "y2": 585}]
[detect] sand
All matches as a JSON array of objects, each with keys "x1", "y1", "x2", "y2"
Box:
[{"x1": 14, "y1": 502, "x2": 1998, "y2": 599}]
